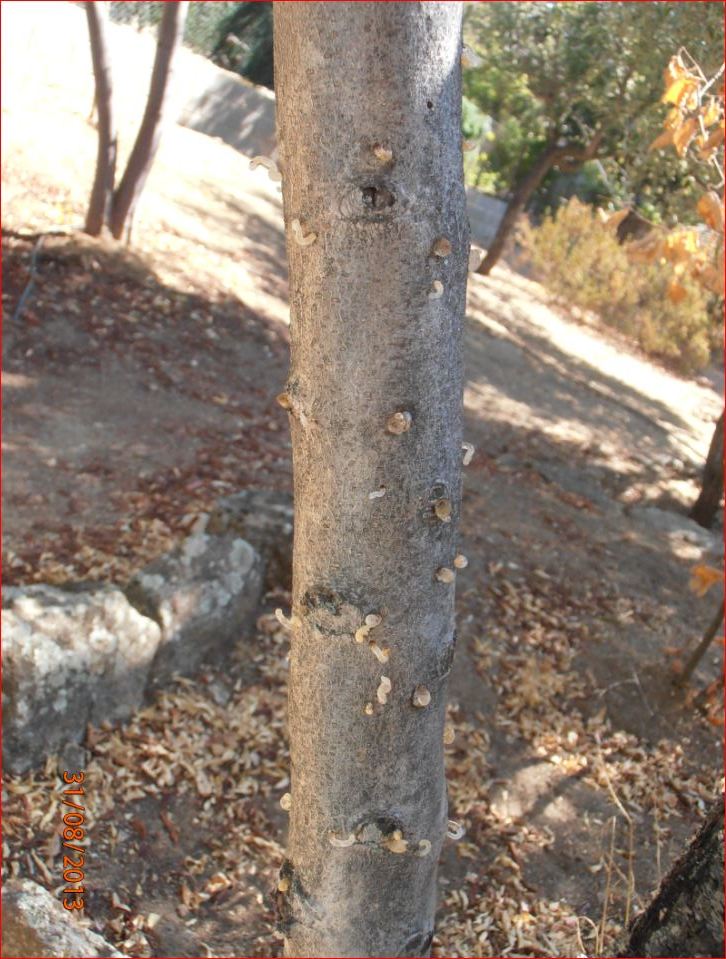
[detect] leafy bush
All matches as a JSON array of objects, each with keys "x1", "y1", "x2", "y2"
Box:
[{"x1": 518, "y1": 198, "x2": 717, "y2": 373}]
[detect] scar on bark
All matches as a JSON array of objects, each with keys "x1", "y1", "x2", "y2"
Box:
[
  {"x1": 401, "y1": 929, "x2": 434, "y2": 957},
  {"x1": 301, "y1": 587, "x2": 380, "y2": 641},
  {"x1": 274, "y1": 859, "x2": 319, "y2": 933},
  {"x1": 277, "y1": 378, "x2": 315, "y2": 428},
  {"x1": 423, "y1": 483, "x2": 456, "y2": 530},
  {"x1": 361, "y1": 185, "x2": 396, "y2": 210}
]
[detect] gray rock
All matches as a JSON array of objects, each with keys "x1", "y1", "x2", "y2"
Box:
[
  {"x1": 631, "y1": 506, "x2": 717, "y2": 550},
  {"x1": 58, "y1": 741, "x2": 89, "y2": 774},
  {"x1": 2, "y1": 585, "x2": 161, "y2": 774},
  {"x1": 126, "y1": 533, "x2": 263, "y2": 686},
  {"x1": 537, "y1": 462, "x2": 612, "y2": 510},
  {"x1": 207, "y1": 488, "x2": 293, "y2": 589},
  {"x1": 1, "y1": 879, "x2": 124, "y2": 957}
]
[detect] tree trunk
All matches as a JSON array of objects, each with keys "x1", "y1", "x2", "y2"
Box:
[
  {"x1": 618, "y1": 796, "x2": 724, "y2": 957},
  {"x1": 676, "y1": 597, "x2": 724, "y2": 688},
  {"x1": 476, "y1": 132, "x2": 602, "y2": 276},
  {"x1": 84, "y1": 2, "x2": 116, "y2": 237},
  {"x1": 475, "y1": 141, "x2": 562, "y2": 276},
  {"x1": 273, "y1": 3, "x2": 468, "y2": 956},
  {"x1": 109, "y1": 1, "x2": 188, "y2": 240},
  {"x1": 689, "y1": 411, "x2": 724, "y2": 529}
]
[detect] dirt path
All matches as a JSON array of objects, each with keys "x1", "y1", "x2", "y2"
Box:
[{"x1": 2, "y1": 5, "x2": 723, "y2": 957}]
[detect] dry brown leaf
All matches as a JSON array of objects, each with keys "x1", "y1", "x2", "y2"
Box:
[
  {"x1": 689, "y1": 564, "x2": 723, "y2": 597},
  {"x1": 702, "y1": 99, "x2": 721, "y2": 127},
  {"x1": 662, "y1": 74, "x2": 699, "y2": 107},
  {"x1": 673, "y1": 117, "x2": 698, "y2": 157},
  {"x1": 698, "y1": 122, "x2": 725, "y2": 159},
  {"x1": 649, "y1": 128, "x2": 674, "y2": 152},
  {"x1": 662, "y1": 55, "x2": 686, "y2": 89},
  {"x1": 697, "y1": 262, "x2": 725, "y2": 295},
  {"x1": 667, "y1": 278, "x2": 687, "y2": 304},
  {"x1": 696, "y1": 191, "x2": 724, "y2": 232}
]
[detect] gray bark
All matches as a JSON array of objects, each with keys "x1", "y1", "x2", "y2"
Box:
[
  {"x1": 273, "y1": 3, "x2": 468, "y2": 956},
  {"x1": 618, "y1": 796, "x2": 724, "y2": 957},
  {"x1": 84, "y1": 1, "x2": 116, "y2": 237},
  {"x1": 109, "y1": 1, "x2": 188, "y2": 239}
]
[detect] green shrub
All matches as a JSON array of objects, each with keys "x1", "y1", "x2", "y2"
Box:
[{"x1": 518, "y1": 197, "x2": 716, "y2": 373}]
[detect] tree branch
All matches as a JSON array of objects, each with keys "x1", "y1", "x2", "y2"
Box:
[{"x1": 553, "y1": 129, "x2": 605, "y2": 173}]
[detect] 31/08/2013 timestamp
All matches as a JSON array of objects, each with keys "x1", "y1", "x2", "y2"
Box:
[{"x1": 60, "y1": 770, "x2": 87, "y2": 911}]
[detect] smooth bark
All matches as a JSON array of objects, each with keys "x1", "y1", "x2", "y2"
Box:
[
  {"x1": 618, "y1": 796, "x2": 725, "y2": 957},
  {"x1": 109, "y1": 1, "x2": 188, "y2": 239},
  {"x1": 84, "y1": 2, "x2": 116, "y2": 237},
  {"x1": 690, "y1": 411, "x2": 724, "y2": 529},
  {"x1": 476, "y1": 132, "x2": 602, "y2": 276},
  {"x1": 273, "y1": 3, "x2": 468, "y2": 956}
]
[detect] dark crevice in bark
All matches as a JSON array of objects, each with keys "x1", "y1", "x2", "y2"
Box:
[{"x1": 362, "y1": 185, "x2": 397, "y2": 210}]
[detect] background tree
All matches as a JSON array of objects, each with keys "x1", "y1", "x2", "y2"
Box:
[
  {"x1": 84, "y1": 0, "x2": 188, "y2": 240},
  {"x1": 108, "y1": 0, "x2": 188, "y2": 239},
  {"x1": 463, "y1": 1, "x2": 725, "y2": 275},
  {"x1": 273, "y1": 2, "x2": 469, "y2": 955},
  {"x1": 691, "y1": 411, "x2": 724, "y2": 528},
  {"x1": 84, "y1": 2, "x2": 116, "y2": 235},
  {"x1": 618, "y1": 796, "x2": 724, "y2": 957}
]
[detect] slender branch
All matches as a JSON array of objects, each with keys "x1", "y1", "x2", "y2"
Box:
[
  {"x1": 11, "y1": 236, "x2": 45, "y2": 324},
  {"x1": 700, "y1": 62, "x2": 725, "y2": 98},
  {"x1": 675, "y1": 597, "x2": 724, "y2": 687}
]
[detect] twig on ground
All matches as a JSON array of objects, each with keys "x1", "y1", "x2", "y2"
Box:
[
  {"x1": 11, "y1": 235, "x2": 45, "y2": 324},
  {"x1": 630, "y1": 668, "x2": 655, "y2": 718},
  {"x1": 7, "y1": 227, "x2": 80, "y2": 325},
  {"x1": 597, "y1": 816, "x2": 617, "y2": 956},
  {"x1": 596, "y1": 735, "x2": 637, "y2": 929}
]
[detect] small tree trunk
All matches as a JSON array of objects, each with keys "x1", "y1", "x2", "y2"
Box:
[
  {"x1": 273, "y1": 2, "x2": 468, "y2": 955},
  {"x1": 690, "y1": 411, "x2": 724, "y2": 529},
  {"x1": 475, "y1": 141, "x2": 562, "y2": 276},
  {"x1": 618, "y1": 796, "x2": 724, "y2": 957},
  {"x1": 84, "y1": 1, "x2": 116, "y2": 237},
  {"x1": 109, "y1": 1, "x2": 188, "y2": 240},
  {"x1": 675, "y1": 597, "x2": 724, "y2": 687},
  {"x1": 476, "y1": 131, "x2": 602, "y2": 276}
]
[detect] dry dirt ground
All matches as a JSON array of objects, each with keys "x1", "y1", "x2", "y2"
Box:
[{"x1": 2, "y1": 7, "x2": 724, "y2": 959}]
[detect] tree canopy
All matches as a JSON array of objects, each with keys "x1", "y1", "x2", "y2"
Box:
[{"x1": 464, "y1": 0, "x2": 725, "y2": 222}]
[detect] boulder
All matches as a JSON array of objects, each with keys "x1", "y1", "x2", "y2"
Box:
[
  {"x1": 125, "y1": 533, "x2": 263, "y2": 686},
  {"x1": 207, "y1": 488, "x2": 293, "y2": 589},
  {"x1": 1, "y1": 878, "x2": 124, "y2": 957},
  {"x1": 630, "y1": 506, "x2": 717, "y2": 551},
  {"x1": 2, "y1": 584, "x2": 161, "y2": 775}
]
